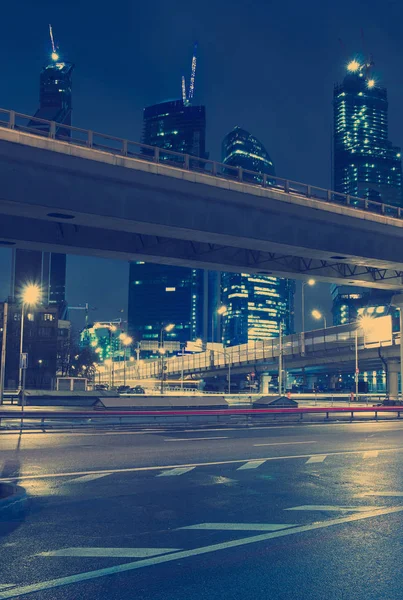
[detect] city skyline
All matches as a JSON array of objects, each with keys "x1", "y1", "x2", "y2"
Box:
[{"x1": 1, "y1": 1, "x2": 403, "y2": 329}]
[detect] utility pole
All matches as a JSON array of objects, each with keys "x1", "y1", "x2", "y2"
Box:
[{"x1": 0, "y1": 302, "x2": 8, "y2": 405}]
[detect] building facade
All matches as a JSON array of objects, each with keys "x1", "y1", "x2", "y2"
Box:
[
  {"x1": 128, "y1": 263, "x2": 203, "y2": 352},
  {"x1": 0, "y1": 301, "x2": 59, "y2": 390},
  {"x1": 332, "y1": 58, "x2": 403, "y2": 324},
  {"x1": 333, "y1": 59, "x2": 402, "y2": 206},
  {"x1": 17, "y1": 41, "x2": 73, "y2": 320},
  {"x1": 221, "y1": 127, "x2": 295, "y2": 346}
]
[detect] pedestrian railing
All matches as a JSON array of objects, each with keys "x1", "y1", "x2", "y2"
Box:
[{"x1": 0, "y1": 107, "x2": 402, "y2": 220}]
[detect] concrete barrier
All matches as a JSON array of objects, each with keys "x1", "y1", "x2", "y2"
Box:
[
  {"x1": 95, "y1": 395, "x2": 229, "y2": 410},
  {"x1": 23, "y1": 390, "x2": 114, "y2": 407}
]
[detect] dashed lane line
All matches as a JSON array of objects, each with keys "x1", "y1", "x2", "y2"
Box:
[
  {"x1": 179, "y1": 523, "x2": 297, "y2": 531},
  {"x1": 164, "y1": 437, "x2": 228, "y2": 442},
  {"x1": 237, "y1": 460, "x2": 267, "y2": 470},
  {"x1": 67, "y1": 473, "x2": 112, "y2": 484},
  {"x1": 363, "y1": 450, "x2": 379, "y2": 459},
  {"x1": 355, "y1": 491, "x2": 403, "y2": 497},
  {"x1": 157, "y1": 467, "x2": 195, "y2": 477},
  {"x1": 285, "y1": 505, "x2": 385, "y2": 512},
  {"x1": 1, "y1": 506, "x2": 402, "y2": 599},
  {"x1": 254, "y1": 441, "x2": 317, "y2": 447},
  {"x1": 1, "y1": 446, "x2": 402, "y2": 483},
  {"x1": 39, "y1": 548, "x2": 180, "y2": 558},
  {"x1": 306, "y1": 455, "x2": 327, "y2": 464}
]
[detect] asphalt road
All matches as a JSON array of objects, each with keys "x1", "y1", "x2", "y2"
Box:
[{"x1": 1, "y1": 421, "x2": 403, "y2": 599}]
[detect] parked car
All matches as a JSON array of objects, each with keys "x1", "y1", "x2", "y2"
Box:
[
  {"x1": 131, "y1": 385, "x2": 145, "y2": 394},
  {"x1": 117, "y1": 385, "x2": 131, "y2": 394},
  {"x1": 94, "y1": 384, "x2": 109, "y2": 391}
]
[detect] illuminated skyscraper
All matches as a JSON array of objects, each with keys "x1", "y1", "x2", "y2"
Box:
[
  {"x1": 221, "y1": 127, "x2": 295, "y2": 346},
  {"x1": 333, "y1": 58, "x2": 402, "y2": 206},
  {"x1": 332, "y1": 58, "x2": 402, "y2": 324},
  {"x1": 129, "y1": 46, "x2": 210, "y2": 349},
  {"x1": 13, "y1": 35, "x2": 71, "y2": 318}
]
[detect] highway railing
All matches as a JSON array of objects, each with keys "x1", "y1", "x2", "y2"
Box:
[
  {"x1": 0, "y1": 406, "x2": 401, "y2": 429},
  {"x1": 120, "y1": 324, "x2": 394, "y2": 381},
  {"x1": 0, "y1": 107, "x2": 401, "y2": 220}
]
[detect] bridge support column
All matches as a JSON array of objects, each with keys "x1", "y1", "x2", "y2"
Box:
[
  {"x1": 387, "y1": 359, "x2": 400, "y2": 400},
  {"x1": 306, "y1": 374, "x2": 318, "y2": 391},
  {"x1": 259, "y1": 374, "x2": 271, "y2": 394},
  {"x1": 391, "y1": 294, "x2": 403, "y2": 400}
]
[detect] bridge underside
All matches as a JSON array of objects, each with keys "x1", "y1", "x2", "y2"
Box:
[{"x1": 1, "y1": 130, "x2": 403, "y2": 288}]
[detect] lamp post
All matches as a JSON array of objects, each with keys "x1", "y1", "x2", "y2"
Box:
[
  {"x1": 213, "y1": 306, "x2": 227, "y2": 343},
  {"x1": 19, "y1": 284, "x2": 41, "y2": 393},
  {"x1": 311, "y1": 309, "x2": 327, "y2": 329},
  {"x1": 119, "y1": 334, "x2": 132, "y2": 386},
  {"x1": 301, "y1": 279, "x2": 315, "y2": 356},
  {"x1": 354, "y1": 316, "x2": 374, "y2": 401},
  {"x1": 160, "y1": 324, "x2": 175, "y2": 394}
]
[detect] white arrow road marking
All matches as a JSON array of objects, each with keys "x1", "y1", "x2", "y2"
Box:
[
  {"x1": 67, "y1": 473, "x2": 111, "y2": 484},
  {"x1": 306, "y1": 455, "x2": 327, "y2": 464},
  {"x1": 157, "y1": 467, "x2": 195, "y2": 477},
  {"x1": 237, "y1": 460, "x2": 267, "y2": 470},
  {"x1": 39, "y1": 548, "x2": 180, "y2": 558},
  {"x1": 179, "y1": 523, "x2": 298, "y2": 531},
  {"x1": 356, "y1": 491, "x2": 403, "y2": 497},
  {"x1": 1, "y1": 506, "x2": 402, "y2": 599},
  {"x1": 363, "y1": 451, "x2": 379, "y2": 459},
  {"x1": 285, "y1": 505, "x2": 385, "y2": 512}
]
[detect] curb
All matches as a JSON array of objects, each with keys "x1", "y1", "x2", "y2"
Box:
[{"x1": 0, "y1": 483, "x2": 28, "y2": 530}]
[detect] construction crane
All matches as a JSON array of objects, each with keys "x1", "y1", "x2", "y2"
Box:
[
  {"x1": 188, "y1": 42, "x2": 198, "y2": 101},
  {"x1": 49, "y1": 24, "x2": 59, "y2": 61},
  {"x1": 181, "y1": 42, "x2": 198, "y2": 106}
]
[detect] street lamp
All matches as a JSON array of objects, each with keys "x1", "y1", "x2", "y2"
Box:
[
  {"x1": 213, "y1": 306, "x2": 227, "y2": 343},
  {"x1": 301, "y1": 279, "x2": 315, "y2": 334},
  {"x1": 160, "y1": 324, "x2": 175, "y2": 394},
  {"x1": 120, "y1": 334, "x2": 132, "y2": 386},
  {"x1": 19, "y1": 284, "x2": 41, "y2": 393},
  {"x1": 354, "y1": 315, "x2": 374, "y2": 401},
  {"x1": 311, "y1": 309, "x2": 327, "y2": 329}
]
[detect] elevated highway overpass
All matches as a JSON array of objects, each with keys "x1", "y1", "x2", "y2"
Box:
[{"x1": 1, "y1": 109, "x2": 403, "y2": 287}]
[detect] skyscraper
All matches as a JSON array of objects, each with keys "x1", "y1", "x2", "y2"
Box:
[
  {"x1": 13, "y1": 30, "x2": 72, "y2": 318},
  {"x1": 128, "y1": 45, "x2": 211, "y2": 350},
  {"x1": 221, "y1": 127, "x2": 295, "y2": 346},
  {"x1": 333, "y1": 57, "x2": 402, "y2": 205},
  {"x1": 332, "y1": 57, "x2": 403, "y2": 324}
]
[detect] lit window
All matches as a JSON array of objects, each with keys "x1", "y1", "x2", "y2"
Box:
[
  {"x1": 43, "y1": 313, "x2": 54, "y2": 321},
  {"x1": 165, "y1": 287, "x2": 176, "y2": 292},
  {"x1": 27, "y1": 313, "x2": 34, "y2": 322}
]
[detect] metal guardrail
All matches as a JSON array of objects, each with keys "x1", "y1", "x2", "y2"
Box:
[
  {"x1": 0, "y1": 107, "x2": 402, "y2": 220},
  {"x1": 0, "y1": 406, "x2": 401, "y2": 429}
]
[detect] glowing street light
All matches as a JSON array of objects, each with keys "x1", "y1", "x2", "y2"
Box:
[
  {"x1": 51, "y1": 51, "x2": 59, "y2": 61},
  {"x1": 164, "y1": 324, "x2": 175, "y2": 333},
  {"x1": 354, "y1": 315, "x2": 374, "y2": 401},
  {"x1": 19, "y1": 284, "x2": 42, "y2": 394},
  {"x1": 160, "y1": 325, "x2": 175, "y2": 394},
  {"x1": 212, "y1": 306, "x2": 227, "y2": 343},
  {"x1": 367, "y1": 78, "x2": 375, "y2": 89},
  {"x1": 301, "y1": 279, "x2": 315, "y2": 334},
  {"x1": 311, "y1": 309, "x2": 327, "y2": 329},
  {"x1": 217, "y1": 306, "x2": 227, "y2": 315}
]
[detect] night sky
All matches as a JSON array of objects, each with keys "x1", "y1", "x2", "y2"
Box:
[{"x1": 1, "y1": 0, "x2": 403, "y2": 331}]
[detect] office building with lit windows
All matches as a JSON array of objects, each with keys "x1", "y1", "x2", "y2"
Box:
[
  {"x1": 128, "y1": 263, "x2": 203, "y2": 351},
  {"x1": 332, "y1": 58, "x2": 403, "y2": 324},
  {"x1": 333, "y1": 59, "x2": 402, "y2": 205},
  {"x1": 221, "y1": 127, "x2": 294, "y2": 346}
]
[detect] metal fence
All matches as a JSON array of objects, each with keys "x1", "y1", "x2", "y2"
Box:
[{"x1": 0, "y1": 107, "x2": 402, "y2": 220}]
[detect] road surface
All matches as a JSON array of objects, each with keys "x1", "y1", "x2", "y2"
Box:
[{"x1": 1, "y1": 421, "x2": 402, "y2": 599}]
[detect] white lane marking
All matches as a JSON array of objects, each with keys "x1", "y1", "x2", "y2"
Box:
[
  {"x1": 0, "y1": 587, "x2": 15, "y2": 591},
  {"x1": 164, "y1": 437, "x2": 228, "y2": 442},
  {"x1": 2, "y1": 446, "x2": 403, "y2": 483},
  {"x1": 363, "y1": 450, "x2": 379, "y2": 459},
  {"x1": 306, "y1": 455, "x2": 327, "y2": 464},
  {"x1": 285, "y1": 505, "x2": 384, "y2": 512},
  {"x1": 39, "y1": 547, "x2": 180, "y2": 558},
  {"x1": 356, "y1": 491, "x2": 403, "y2": 497},
  {"x1": 254, "y1": 441, "x2": 317, "y2": 447},
  {"x1": 67, "y1": 473, "x2": 111, "y2": 484},
  {"x1": 237, "y1": 460, "x2": 267, "y2": 470},
  {"x1": 179, "y1": 523, "x2": 297, "y2": 531},
  {"x1": 1, "y1": 506, "x2": 402, "y2": 599},
  {"x1": 157, "y1": 467, "x2": 195, "y2": 477}
]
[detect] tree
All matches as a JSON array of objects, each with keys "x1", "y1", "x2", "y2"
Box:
[{"x1": 69, "y1": 346, "x2": 97, "y2": 381}]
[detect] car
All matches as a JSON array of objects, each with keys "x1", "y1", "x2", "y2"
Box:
[
  {"x1": 131, "y1": 385, "x2": 145, "y2": 394},
  {"x1": 117, "y1": 385, "x2": 131, "y2": 394},
  {"x1": 94, "y1": 384, "x2": 109, "y2": 391}
]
